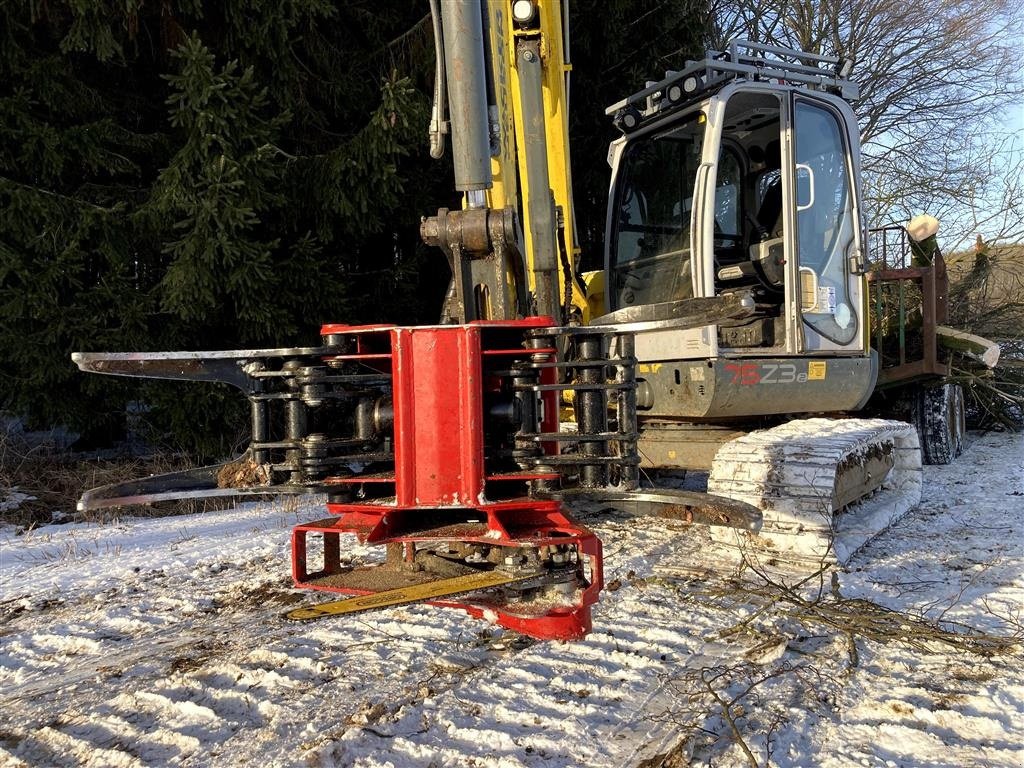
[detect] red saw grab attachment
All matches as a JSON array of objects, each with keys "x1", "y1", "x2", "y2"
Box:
[
  {"x1": 73, "y1": 307, "x2": 760, "y2": 642},
  {"x1": 292, "y1": 319, "x2": 601, "y2": 640}
]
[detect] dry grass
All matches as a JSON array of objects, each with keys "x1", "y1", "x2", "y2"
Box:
[
  {"x1": 947, "y1": 243, "x2": 1024, "y2": 429},
  {"x1": 0, "y1": 427, "x2": 231, "y2": 530}
]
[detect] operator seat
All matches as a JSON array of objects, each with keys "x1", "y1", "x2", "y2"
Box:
[
  {"x1": 755, "y1": 139, "x2": 783, "y2": 239},
  {"x1": 715, "y1": 139, "x2": 786, "y2": 292}
]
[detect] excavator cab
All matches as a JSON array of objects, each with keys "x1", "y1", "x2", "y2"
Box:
[{"x1": 605, "y1": 42, "x2": 875, "y2": 420}]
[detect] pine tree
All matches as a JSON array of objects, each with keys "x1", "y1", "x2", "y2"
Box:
[
  {"x1": 1, "y1": 1, "x2": 707, "y2": 455},
  {"x1": 0, "y1": 1, "x2": 442, "y2": 453},
  {"x1": 0, "y1": 4, "x2": 161, "y2": 440}
]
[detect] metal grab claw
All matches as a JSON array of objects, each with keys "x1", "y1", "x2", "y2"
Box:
[
  {"x1": 74, "y1": 318, "x2": 758, "y2": 640},
  {"x1": 73, "y1": 344, "x2": 397, "y2": 509},
  {"x1": 75, "y1": 453, "x2": 307, "y2": 512},
  {"x1": 539, "y1": 487, "x2": 762, "y2": 532}
]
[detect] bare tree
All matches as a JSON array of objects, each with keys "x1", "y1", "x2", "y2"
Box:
[
  {"x1": 707, "y1": 0, "x2": 1024, "y2": 250},
  {"x1": 939, "y1": 133, "x2": 1024, "y2": 248}
]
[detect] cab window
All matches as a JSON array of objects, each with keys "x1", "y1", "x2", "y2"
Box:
[{"x1": 610, "y1": 114, "x2": 705, "y2": 307}]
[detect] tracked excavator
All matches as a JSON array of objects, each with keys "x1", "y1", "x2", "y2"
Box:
[{"x1": 74, "y1": 1, "x2": 965, "y2": 640}]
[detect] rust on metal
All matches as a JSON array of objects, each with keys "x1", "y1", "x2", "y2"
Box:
[
  {"x1": 543, "y1": 487, "x2": 762, "y2": 532},
  {"x1": 832, "y1": 441, "x2": 895, "y2": 510},
  {"x1": 655, "y1": 500, "x2": 746, "y2": 527}
]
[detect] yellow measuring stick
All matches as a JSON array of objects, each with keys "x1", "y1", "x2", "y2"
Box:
[{"x1": 285, "y1": 569, "x2": 534, "y2": 621}]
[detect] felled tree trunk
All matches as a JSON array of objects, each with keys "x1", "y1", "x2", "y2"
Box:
[
  {"x1": 911, "y1": 234, "x2": 939, "y2": 266},
  {"x1": 937, "y1": 325, "x2": 1001, "y2": 368},
  {"x1": 906, "y1": 214, "x2": 941, "y2": 266}
]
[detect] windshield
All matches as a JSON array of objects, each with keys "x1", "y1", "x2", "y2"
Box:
[{"x1": 610, "y1": 114, "x2": 705, "y2": 308}]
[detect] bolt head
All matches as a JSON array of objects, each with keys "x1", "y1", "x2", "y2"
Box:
[{"x1": 420, "y1": 216, "x2": 441, "y2": 246}]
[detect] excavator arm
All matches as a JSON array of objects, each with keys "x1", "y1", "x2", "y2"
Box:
[
  {"x1": 72, "y1": 2, "x2": 763, "y2": 641},
  {"x1": 422, "y1": 0, "x2": 587, "y2": 324}
]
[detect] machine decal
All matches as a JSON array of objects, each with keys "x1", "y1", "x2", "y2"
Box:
[
  {"x1": 808, "y1": 361, "x2": 827, "y2": 380},
  {"x1": 725, "y1": 362, "x2": 811, "y2": 386},
  {"x1": 725, "y1": 362, "x2": 761, "y2": 385},
  {"x1": 818, "y1": 285, "x2": 838, "y2": 314}
]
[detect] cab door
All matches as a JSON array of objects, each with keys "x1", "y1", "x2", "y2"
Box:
[{"x1": 790, "y1": 95, "x2": 866, "y2": 353}]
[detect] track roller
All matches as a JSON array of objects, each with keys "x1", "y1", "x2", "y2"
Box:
[{"x1": 707, "y1": 418, "x2": 922, "y2": 569}]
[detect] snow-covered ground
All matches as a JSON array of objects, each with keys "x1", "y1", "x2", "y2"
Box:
[{"x1": 1, "y1": 432, "x2": 1021, "y2": 767}]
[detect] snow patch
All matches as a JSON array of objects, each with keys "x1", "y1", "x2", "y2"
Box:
[{"x1": 0, "y1": 433, "x2": 1021, "y2": 767}]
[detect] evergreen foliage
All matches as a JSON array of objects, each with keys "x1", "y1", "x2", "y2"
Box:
[
  {"x1": 0, "y1": 0, "x2": 706, "y2": 455},
  {"x1": 1, "y1": 1, "x2": 444, "y2": 454}
]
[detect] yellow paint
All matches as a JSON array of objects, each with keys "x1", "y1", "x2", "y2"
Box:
[
  {"x1": 285, "y1": 569, "x2": 529, "y2": 620},
  {"x1": 638, "y1": 364, "x2": 664, "y2": 374},
  {"x1": 808, "y1": 361, "x2": 827, "y2": 380},
  {"x1": 484, "y1": 0, "x2": 587, "y2": 319},
  {"x1": 581, "y1": 269, "x2": 605, "y2": 322},
  {"x1": 668, "y1": 450, "x2": 677, "y2": 459}
]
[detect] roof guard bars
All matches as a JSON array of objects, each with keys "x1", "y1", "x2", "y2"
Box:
[{"x1": 606, "y1": 39, "x2": 857, "y2": 132}]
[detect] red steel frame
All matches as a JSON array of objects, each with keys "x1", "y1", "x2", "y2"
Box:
[{"x1": 291, "y1": 319, "x2": 603, "y2": 640}]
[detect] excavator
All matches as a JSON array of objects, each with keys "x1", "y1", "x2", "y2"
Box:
[{"x1": 73, "y1": 1, "x2": 965, "y2": 640}]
